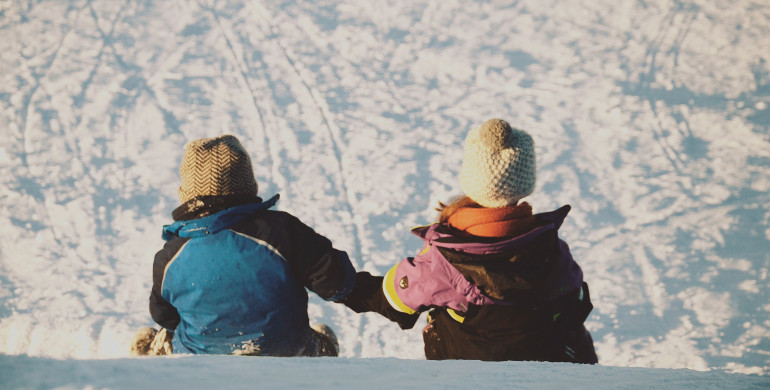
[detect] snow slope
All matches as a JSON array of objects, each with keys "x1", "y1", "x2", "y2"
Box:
[
  {"x1": 1, "y1": 354, "x2": 767, "y2": 390},
  {"x1": 1, "y1": 0, "x2": 769, "y2": 386}
]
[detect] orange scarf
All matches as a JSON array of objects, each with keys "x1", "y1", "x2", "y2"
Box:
[{"x1": 447, "y1": 202, "x2": 537, "y2": 238}]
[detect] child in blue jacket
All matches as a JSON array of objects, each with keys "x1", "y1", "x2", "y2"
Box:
[{"x1": 130, "y1": 135, "x2": 355, "y2": 357}]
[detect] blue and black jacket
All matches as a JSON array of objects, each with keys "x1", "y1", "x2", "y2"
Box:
[{"x1": 149, "y1": 194, "x2": 356, "y2": 356}]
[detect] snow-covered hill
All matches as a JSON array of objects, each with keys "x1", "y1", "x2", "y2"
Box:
[
  {"x1": 1, "y1": 354, "x2": 767, "y2": 390},
  {"x1": 1, "y1": 0, "x2": 768, "y2": 387}
]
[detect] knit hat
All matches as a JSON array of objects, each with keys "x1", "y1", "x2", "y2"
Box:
[
  {"x1": 178, "y1": 135, "x2": 258, "y2": 203},
  {"x1": 459, "y1": 119, "x2": 536, "y2": 208}
]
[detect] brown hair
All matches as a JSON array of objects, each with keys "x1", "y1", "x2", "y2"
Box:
[{"x1": 436, "y1": 195, "x2": 481, "y2": 224}]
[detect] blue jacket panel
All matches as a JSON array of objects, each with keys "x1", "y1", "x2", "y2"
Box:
[
  {"x1": 150, "y1": 195, "x2": 356, "y2": 356},
  {"x1": 163, "y1": 229, "x2": 310, "y2": 355}
]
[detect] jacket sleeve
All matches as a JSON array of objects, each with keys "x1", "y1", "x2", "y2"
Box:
[
  {"x1": 283, "y1": 214, "x2": 356, "y2": 302},
  {"x1": 150, "y1": 289, "x2": 180, "y2": 330},
  {"x1": 149, "y1": 238, "x2": 184, "y2": 330},
  {"x1": 342, "y1": 272, "x2": 420, "y2": 329}
]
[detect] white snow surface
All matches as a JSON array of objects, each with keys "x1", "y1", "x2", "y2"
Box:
[{"x1": 1, "y1": 0, "x2": 769, "y2": 388}]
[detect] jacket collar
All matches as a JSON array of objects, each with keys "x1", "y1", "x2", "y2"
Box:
[
  {"x1": 412, "y1": 205, "x2": 572, "y2": 254},
  {"x1": 162, "y1": 194, "x2": 279, "y2": 240}
]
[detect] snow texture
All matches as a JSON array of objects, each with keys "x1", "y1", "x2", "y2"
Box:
[
  {"x1": 1, "y1": 0, "x2": 769, "y2": 388},
  {"x1": 1, "y1": 355, "x2": 768, "y2": 390}
]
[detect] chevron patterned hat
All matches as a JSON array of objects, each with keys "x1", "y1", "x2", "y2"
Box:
[
  {"x1": 459, "y1": 119, "x2": 536, "y2": 208},
  {"x1": 178, "y1": 135, "x2": 258, "y2": 203}
]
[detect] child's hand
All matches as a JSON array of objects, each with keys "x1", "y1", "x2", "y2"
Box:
[{"x1": 149, "y1": 328, "x2": 173, "y2": 356}]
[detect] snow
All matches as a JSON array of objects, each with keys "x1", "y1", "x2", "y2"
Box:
[
  {"x1": 1, "y1": 0, "x2": 769, "y2": 388},
  {"x1": 1, "y1": 355, "x2": 767, "y2": 390}
]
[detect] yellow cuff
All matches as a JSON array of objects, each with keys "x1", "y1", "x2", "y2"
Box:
[
  {"x1": 382, "y1": 263, "x2": 417, "y2": 315},
  {"x1": 446, "y1": 308, "x2": 465, "y2": 323}
]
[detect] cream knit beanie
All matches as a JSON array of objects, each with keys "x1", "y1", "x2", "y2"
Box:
[
  {"x1": 178, "y1": 135, "x2": 258, "y2": 203},
  {"x1": 459, "y1": 119, "x2": 536, "y2": 208}
]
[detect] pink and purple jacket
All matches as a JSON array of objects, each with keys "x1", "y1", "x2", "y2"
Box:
[{"x1": 382, "y1": 205, "x2": 584, "y2": 318}]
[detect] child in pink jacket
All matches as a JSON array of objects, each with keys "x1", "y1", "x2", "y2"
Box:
[{"x1": 345, "y1": 119, "x2": 597, "y2": 362}]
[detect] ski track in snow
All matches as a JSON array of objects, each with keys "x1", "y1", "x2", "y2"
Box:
[{"x1": 1, "y1": 0, "x2": 769, "y2": 375}]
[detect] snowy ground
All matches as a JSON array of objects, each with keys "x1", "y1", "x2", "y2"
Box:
[
  {"x1": 1, "y1": 0, "x2": 769, "y2": 388},
  {"x1": 1, "y1": 355, "x2": 768, "y2": 390}
]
